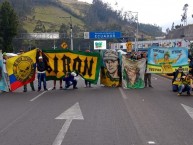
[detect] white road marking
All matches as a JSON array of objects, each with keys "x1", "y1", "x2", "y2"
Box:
[
  {"x1": 147, "y1": 141, "x2": 156, "y2": 144},
  {"x1": 152, "y1": 77, "x2": 157, "y2": 80},
  {"x1": 52, "y1": 102, "x2": 84, "y2": 145},
  {"x1": 119, "y1": 87, "x2": 127, "y2": 99},
  {"x1": 30, "y1": 87, "x2": 52, "y2": 102},
  {"x1": 181, "y1": 104, "x2": 193, "y2": 120}
]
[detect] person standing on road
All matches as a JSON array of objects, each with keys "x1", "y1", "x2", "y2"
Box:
[
  {"x1": 52, "y1": 79, "x2": 63, "y2": 90},
  {"x1": 84, "y1": 50, "x2": 92, "y2": 88},
  {"x1": 37, "y1": 56, "x2": 48, "y2": 91},
  {"x1": 143, "y1": 52, "x2": 153, "y2": 88}
]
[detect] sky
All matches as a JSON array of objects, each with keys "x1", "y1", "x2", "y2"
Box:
[{"x1": 78, "y1": 0, "x2": 193, "y2": 32}]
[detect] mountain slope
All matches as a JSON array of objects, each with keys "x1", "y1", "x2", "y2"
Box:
[
  {"x1": 13, "y1": 0, "x2": 164, "y2": 39},
  {"x1": 22, "y1": 4, "x2": 85, "y2": 33}
]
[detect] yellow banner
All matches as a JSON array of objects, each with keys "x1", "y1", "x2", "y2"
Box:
[
  {"x1": 43, "y1": 50, "x2": 101, "y2": 83},
  {"x1": 147, "y1": 65, "x2": 189, "y2": 73}
]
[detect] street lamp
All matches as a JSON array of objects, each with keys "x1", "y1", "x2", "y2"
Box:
[
  {"x1": 127, "y1": 11, "x2": 139, "y2": 51},
  {"x1": 59, "y1": 16, "x2": 73, "y2": 50}
]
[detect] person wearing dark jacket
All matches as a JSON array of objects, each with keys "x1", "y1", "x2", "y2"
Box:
[
  {"x1": 168, "y1": 66, "x2": 185, "y2": 92},
  {"x1": 37, "y1": 56, "x2": 48, "y2": 91},
  {"x1": 63, "y1": 72, "x2": 78, "y2": 89}
]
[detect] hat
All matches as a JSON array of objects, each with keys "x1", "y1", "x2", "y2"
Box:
[
  {"x1": 39, "y1": 56, "x2": 43, "y2": 59},
  {"x1": 103, "y1": 50, "x2": 118, "y2": 61}
]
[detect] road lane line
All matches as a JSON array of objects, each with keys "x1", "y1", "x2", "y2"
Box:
[
  {"x1": 181, "y1": 104, "x2": 193, "y2": 120},
  {"x1": 30, "y1": 87, "x2": 52, "y2": 102},
  {"x1": 119, "y1": 87, "x2": 127, "y2": 99},
  {"x1": 147, "y1": 141, "x2": 156, "y2": 144}
]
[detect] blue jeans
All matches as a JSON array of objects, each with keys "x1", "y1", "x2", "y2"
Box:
[
  {"x1": 37, "y1": 73, "x2": 47, "y2": 90},
  {"x1": 172, "y1": 84, "x2": 178, "y2": 92},
  {"x1": 178, "y1": 84, "x2": 191, "y2": 94}
]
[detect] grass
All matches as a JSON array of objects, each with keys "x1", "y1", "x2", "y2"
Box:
[{"x1": 22, "y1": 4, "x2": 85, "y2": 33}]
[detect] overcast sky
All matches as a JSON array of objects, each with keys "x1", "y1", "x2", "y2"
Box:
[{"x1": 78, "y1": 0, "x2": 193, "y2": 32}]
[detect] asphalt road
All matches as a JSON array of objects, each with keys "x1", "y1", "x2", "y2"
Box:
[{"x1": 0, "y1": 75, "x2": 193, "y2": 145}]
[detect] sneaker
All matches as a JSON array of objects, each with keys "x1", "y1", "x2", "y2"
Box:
[
  {"x1": 44, "y1": 88, "x2": 48, "y2": 91},
  {"x1": 37, "y1": 89, "x2": 41, "y2": 92},
  {"x1": 73, "y1": 87, "x2": 78, "y2": 89},
  {"x1": 149, "y1": 85, "x2": 153, "y2": 88},
  {"x1": 177, "y1": 93, "x2": 181, "y2": 96},
  {"x1": 52, "y1": 87, "x2": 56, "y2": 90},
  {"x1": 23, "y1": 90, "x2": 27, "y2": 92}
]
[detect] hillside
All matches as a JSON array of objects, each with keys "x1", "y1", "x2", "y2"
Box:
[
  {"x1": 16, "y1": 0, "x2": 164, "y2": 39},
  {"x1": 22, "y1": 5, "x2": 85, "y2": 33},
  {"x1": 0, "y1": 0, "x2": 165, "y2": 51}
]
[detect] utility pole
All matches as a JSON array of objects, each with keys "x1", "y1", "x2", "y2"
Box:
[
  {"x1": 69, "y1": 16, "x2": 73, "y2": 50},
  {"x1": 59, "y1": 16, "x2": 73, "y2": 50},
  {"x1": 128, "y1": 11, "x2": 139, "y2": 52}
]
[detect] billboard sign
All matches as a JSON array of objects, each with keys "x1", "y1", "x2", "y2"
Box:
[
  {"x1": 84, "y1": 32, "x2": 121, "y2": 39},
  {"x1": 20, "y1": 33, "x2": 60, "y2": 40},
  {"x1": 94, "y1": 40, "x2": 107, "y2": 50}
]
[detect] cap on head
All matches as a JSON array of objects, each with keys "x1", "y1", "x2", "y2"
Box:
[
  {"x1": 103, "y1": 50, "x2": 118, "y2": 61},
  {"x1": 39, "y1": 56, "x2": 43, "y2": 59}
]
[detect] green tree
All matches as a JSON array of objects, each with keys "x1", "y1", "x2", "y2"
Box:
[{"x1": 0, "y1": 1, "x2": 19, "y2": 52}]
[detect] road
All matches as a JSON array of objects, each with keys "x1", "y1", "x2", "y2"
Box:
[{"x1": 0, "y1": 75, "x2": 193, "y2": 145}]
